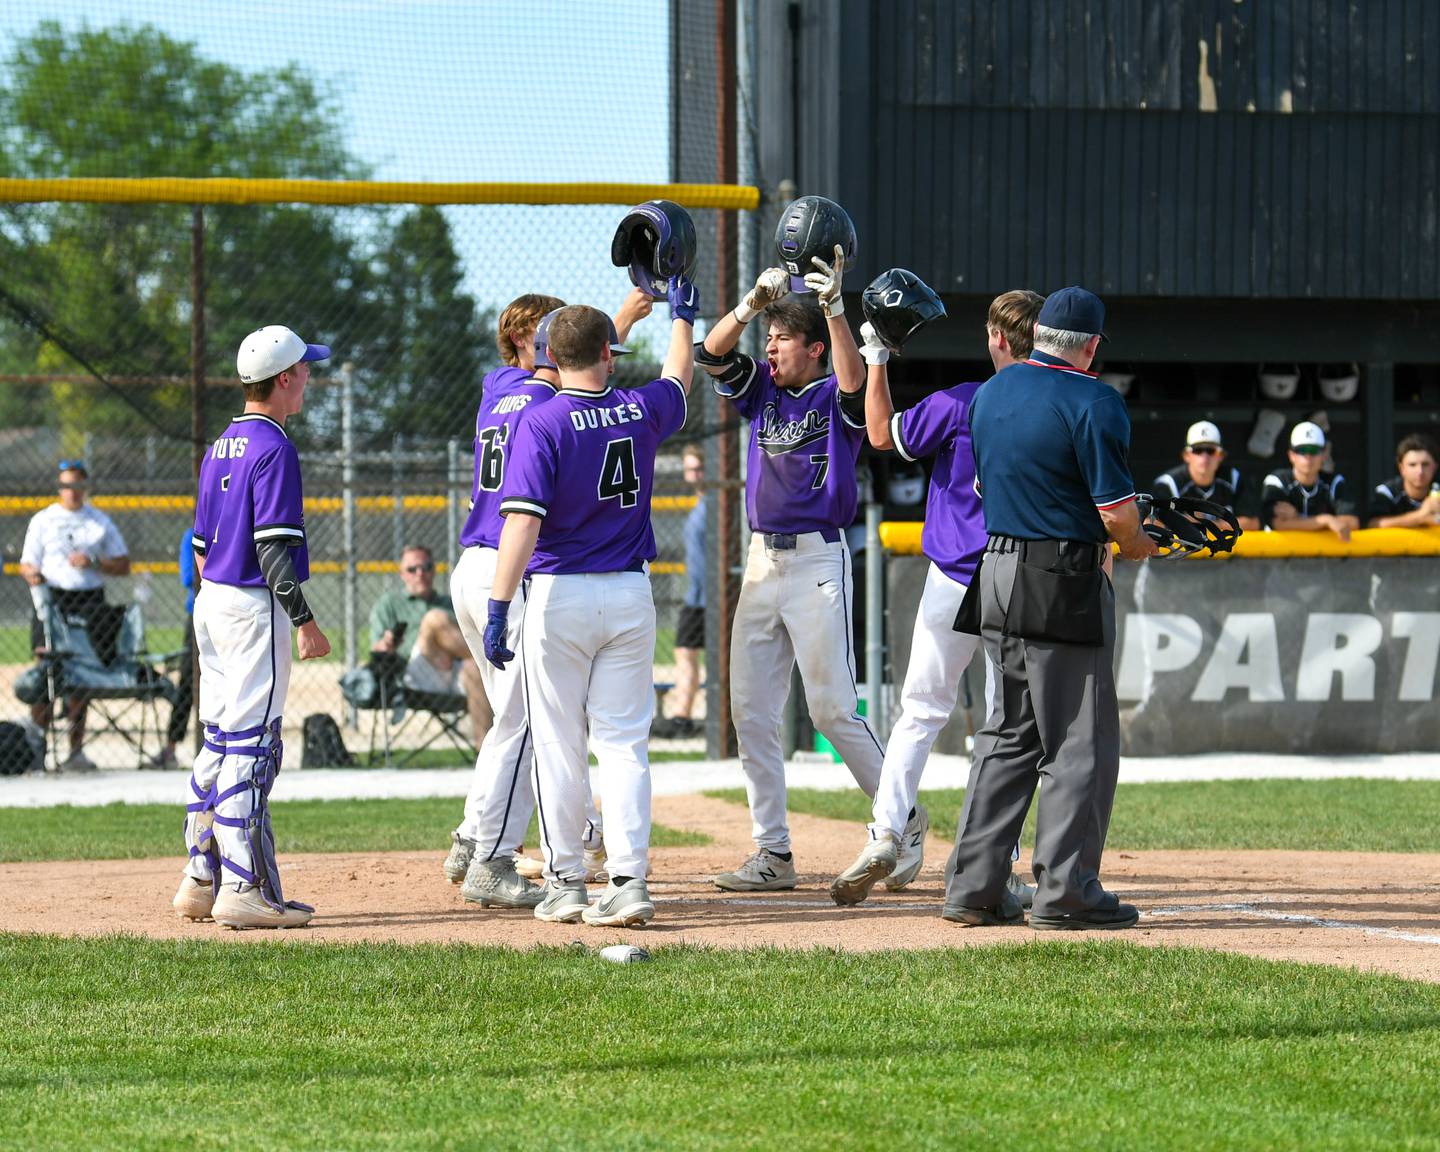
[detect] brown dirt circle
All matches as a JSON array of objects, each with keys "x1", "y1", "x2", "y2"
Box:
[{"x1": 4, "y1": 794, "x2": 1438, "y2": 982}]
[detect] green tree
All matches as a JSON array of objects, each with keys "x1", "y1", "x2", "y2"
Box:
[{"x1": 0, "y1": 21, "x2": 481, "y2": 467}]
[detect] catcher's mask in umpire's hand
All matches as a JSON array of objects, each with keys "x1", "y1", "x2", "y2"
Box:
[
  {"x1": 774, "y1": 195, "x2": 857, "y2": 292},
  {"x1": 861, "y1": 268, "x2": 947, "y2": 354},
  {"x1": 1136, "y1": 494, "x2": 1244, "y2": 559},
  {"x1": 611, "y1": 200, "x2": 698, "y2": 299}
]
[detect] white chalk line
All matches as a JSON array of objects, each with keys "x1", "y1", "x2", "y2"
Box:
[
  {"x1": 656, "y1": 894, "x2": 1440, "y2": 945},
  {"x1": 1145, "y1": 903, "x2": 1440, "y2": 945}
]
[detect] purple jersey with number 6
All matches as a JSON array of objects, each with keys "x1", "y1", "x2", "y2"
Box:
[
  {"x1": 460, "y1": 366, "x2": 559, "y2": 550},
  {"x1": 890, "y1": 381, "x2": 988, "y2": 586},
  {"x1": 499, "y1": 377, "x2": 688, "y2": 574},
  {"x1": 714, "y1": 356, "x2": 865, "y2": 533},
  {"x1": 191, "y1": 413, "x2": 308, "y2": 586}
]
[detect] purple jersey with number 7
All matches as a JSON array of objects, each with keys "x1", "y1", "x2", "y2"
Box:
[
  {"x1": 499, "y1": 377, "x2": 688, "y2": 574},
  {"x1": 191, "y1": 413, "x2": 308, "y2": 586},
  {"x1": 889, "y1": 381, "x2": 988, "y2": 586},
  {"x1": 460, "y1": 365, "x2": 559, "y2": 550},
  {"x1": 713, "y1": 355, "x2": 865, "y2": 534}
]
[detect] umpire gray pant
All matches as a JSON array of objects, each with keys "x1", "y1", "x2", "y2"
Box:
[{"x1": 943, "y1": 548, "x2": 1121, "y2": 916}]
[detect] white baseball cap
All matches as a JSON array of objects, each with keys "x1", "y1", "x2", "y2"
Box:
[
  {"x1": 1290, "y1": 421, "x2": 1327, "y2": 449},
  {"x1": 1186, "y1": 420, "x2": 1222, "y2": 448},
  {"x1": 237, "y1": 326, "x2": 331, "y2": 383}
]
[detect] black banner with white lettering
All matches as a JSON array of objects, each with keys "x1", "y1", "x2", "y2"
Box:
[
  {"x1": 1113, "y1": 558, "x2": 1440, "y2": 754},
  {"x1": 886, "y1": 556, "x2": 1440, "y2": 755}
]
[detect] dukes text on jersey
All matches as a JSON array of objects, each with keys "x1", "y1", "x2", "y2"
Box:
[
  {"x1": 211, "y1": 436, "x2": 250, "y2": 459},
  {"x1": 569, "y1": 401, "x2": 645, "y2": 431}
]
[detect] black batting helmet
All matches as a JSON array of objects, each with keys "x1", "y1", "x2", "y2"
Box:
[
  {"x1": 611, "y1": 200, "x2": 697, "y2": 298},
  {"x1": 774, "y1": 195, "x2": 856, "y2": 292},
  {"x1": 861, "y1": 268, "x2": 947, "y2": 354}
]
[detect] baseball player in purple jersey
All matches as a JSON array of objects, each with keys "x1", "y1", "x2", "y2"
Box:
[
  {"x1": 444, "y1": 290, "x2": 652, "y2": 908},
  {"x1": 699, "y1": 253, "x2": 890, "y2": 893},
  {"x1": 483, "y1": 281, "x2": 697, "y2": 928},
  {"x1": 172, "y1": 325, "x2": 331, "y2": 930},
  {"x1": 831, "y1": 290, "x2": 1045, "y2": 906}
]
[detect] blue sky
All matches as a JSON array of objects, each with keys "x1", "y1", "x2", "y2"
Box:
[{"x1": 1, "y1": 0, "x2": 673, "y2": 321}]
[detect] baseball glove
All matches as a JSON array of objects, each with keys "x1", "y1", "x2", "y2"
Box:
[{"x1": 1136, "y1": 494, "x2": 1243, "y2": 559}]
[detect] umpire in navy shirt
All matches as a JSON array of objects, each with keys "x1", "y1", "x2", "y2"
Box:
[{"x1": 945, "y1": 286, "x2": 1156, "y2": 930}]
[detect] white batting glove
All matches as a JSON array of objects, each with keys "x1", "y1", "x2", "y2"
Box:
[
  {"x1": 859, "y1": 321, "x2": 889, "y2": 366},
  {"x1": 802, "y1": 244, "x2": 846, "y2": 317},
  {"x1": 734, "y1": 267, "x2": 790, "y2": 324}
]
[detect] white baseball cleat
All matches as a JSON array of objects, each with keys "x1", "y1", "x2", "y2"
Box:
[
  {"x1": 443, "y1": 832, "x2": 476, "y2": 884},
  {"x1": 582, "y1": 845, "x2": 609, "y2": 885},
  {"x1": 533, "y1": 879, "x2": 590, "y2": 923},
  {"x1": 1006, "y1": 870, "x2": 1036, "y2": 910},
  {"x1": 212, "y1": 885, "x2": 313, "y2": 930},
  {"x1": 172, "y1": 875, "x2": 215, "y2": 921},
  {"x1": 461, "y1": 858, "x2": 543, "y2": 908},
  {"x1": 884, "y1": 804, "x2": 929, "y2": 891},
  {"x1": 513, "y1": 853, "x2": 544, "y2": 880},
  {"x1": 829, "y1": 833, "x2": 898, "y2": 906},
  {"x1": 714, "y1": 848, "x2": 797, "y2": 892},
  {"x1": 581, "y1": 878, "x2": 655, "y2": 927}
]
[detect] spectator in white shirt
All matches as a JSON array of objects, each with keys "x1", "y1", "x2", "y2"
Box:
[{"x1": 18, "y1": 461, "x2": 131, "y2": 772}]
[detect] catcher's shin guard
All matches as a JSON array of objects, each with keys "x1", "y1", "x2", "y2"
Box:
[{"x1": 211, "y1": 719, "x2": 298, "y2": 913}]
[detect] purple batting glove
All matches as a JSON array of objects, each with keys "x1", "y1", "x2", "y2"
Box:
[
  {"x1": 483, "y1": 598, "x2": 514, "y2": 670},
  {"x1": 668, "y1": 275, "x2": 700, "y2": 324}
]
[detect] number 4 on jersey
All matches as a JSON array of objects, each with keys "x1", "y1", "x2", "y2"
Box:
[{"x1": 599, "y1": 438, "x2": 640, "y2": 508}]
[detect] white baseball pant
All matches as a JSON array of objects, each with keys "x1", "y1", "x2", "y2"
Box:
[
  {"x1": 451, "y1": 546, "x2": 604, "y2": 861},
  {"x1": 184, "y1": 583, "x2": 291, "y2": 890},
  {"x1": 731, "y1": 532, "x2": 884, "y2": 851},
  {"x1": 522, "y1": 570, "x2": 654, "y2": 883},
  {"x1": 870, "y1": 561, "x2": 996, "y2": 838}
]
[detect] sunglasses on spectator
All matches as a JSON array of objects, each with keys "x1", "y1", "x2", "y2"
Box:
[
  {"x1": 1292, "y1": 445, "x2": 1325, "y2": 456},
  {"x1": 404, "y1": 562, "x2": 435, "y2": 574},
  {"x1": 1187, "y1": 445, "x2": 1220, "y2": 456}
]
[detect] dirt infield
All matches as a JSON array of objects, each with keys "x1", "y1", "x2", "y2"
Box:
[{"x1": 4, "y1": 794, "x2": 1438, "y2": 981}]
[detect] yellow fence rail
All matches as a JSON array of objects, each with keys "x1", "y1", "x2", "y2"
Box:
[
  {"x1": 0, "y1": 178, "x2": 761, "y2": 211},
  {"x1": 878, "y1": 522, "x2": 1440, "y2": 559}
]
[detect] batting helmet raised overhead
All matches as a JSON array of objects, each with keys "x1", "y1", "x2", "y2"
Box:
[
  {"x1": 861, "y1": 268, "x2": 947, "y2": 354},
  {"x1": 774, "y1": 195, "x2": 856, "y2": 292},
  {"x1": 611, "y1": 200, "x2": 697, "y2": 299}
]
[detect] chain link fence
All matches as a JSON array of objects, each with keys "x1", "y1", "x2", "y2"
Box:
[{"x1": 0, "y1": 7, "x2": 758, "y2": 767}]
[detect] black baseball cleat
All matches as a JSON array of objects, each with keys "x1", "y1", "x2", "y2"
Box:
[
  {"x1": 940, "y1": 888, "x2": 1025, "y2": 927},
  {"x1": 1029, "y1": 902, "x2": 1140, "y2": 931}
]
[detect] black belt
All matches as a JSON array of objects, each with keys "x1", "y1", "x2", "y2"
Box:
[
  {"x1": 985, "y1": 535, "x2": 1103, "y2": 572},
  {"x1": 762, "y1": 527, "x2": 841, "y2": 550}
]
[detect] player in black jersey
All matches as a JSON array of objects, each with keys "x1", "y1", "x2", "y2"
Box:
[
  {"x1": 1367, "y1": 434, "x2": 1440, "y2": 528},
  {"x1": 1261, "y1": 421, "x2": 1360, "y2": 540},
  {"x1": 1152, "y1": 420, "x2": 1259, "y2": 532}
]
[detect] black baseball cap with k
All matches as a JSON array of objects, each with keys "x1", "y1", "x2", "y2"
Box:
[{"x1": 1038, "y1": 286, "x2": 1108, "y2": 342}]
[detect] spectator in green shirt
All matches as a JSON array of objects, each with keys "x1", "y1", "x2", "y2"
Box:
[{"x1": 370, "y1": 544, "x2": 491, "y2": 743}]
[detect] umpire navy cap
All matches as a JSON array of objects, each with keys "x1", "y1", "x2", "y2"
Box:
[{"x1": 1038, "y1": 286, "x2": 1108, "y2": 342}]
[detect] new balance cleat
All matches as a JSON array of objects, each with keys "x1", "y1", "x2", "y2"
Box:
[
  {"x1": 714, "y1": 848, "x2": 797, "y2": 892},
  {"x1": 884, "y1": 804, "x2": 929, "y2": 891}
]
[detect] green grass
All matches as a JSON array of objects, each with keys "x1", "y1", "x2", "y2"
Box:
[
  {"x1": 0, "y1": 798, "x2": 708, "y2": 863},
  {"x1": 2, "y1": 936, "x2": 1437, "y2": 1150},
  {"x1": 706, "y1": 779, "x2": 1440, "y2": 853}
]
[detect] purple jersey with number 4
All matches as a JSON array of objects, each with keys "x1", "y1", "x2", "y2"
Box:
[
  {"x1": 191, "y1": 413, "x2": 308, "y2": 586},
  {"x1": 499, "y1": 377, "x2": 688, "y2": 574},
  {"x1": 715, "y1": 356, "x2": 865, "y2": 533},
  {"x1": 890, "y1": 381, "x2": 987, "y2": 585},
  {"x1": 460, "y1": 366, "x2": 558, "y2": 550}
]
